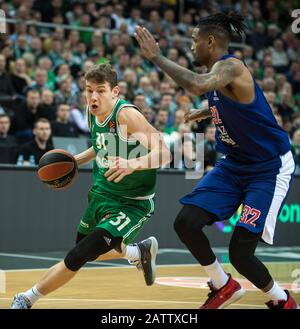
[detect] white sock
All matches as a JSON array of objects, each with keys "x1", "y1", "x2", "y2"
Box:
[
  {"x1": 123, "y1": 245, "x2": 140, "y2": 261},
  {"x1": 203, "y1": 258, "x2": 229, "y2": 289},
  {"x1": 265, "y1": 282, "x2": 287, "y2": 302},
  {"x1": 24, "y1": 285, "x2": 44, "y2": 305}
]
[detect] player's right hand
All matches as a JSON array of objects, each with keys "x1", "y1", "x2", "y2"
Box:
[
  {"x1": 184, "y1": 112, "x2": 193, "y2": 123},
  {"x1": 134, "y1": 25, "x2": 160, "y2": 60},
  {"x1": 184, "y1": 110, "x2": 204, "y2": 123}
]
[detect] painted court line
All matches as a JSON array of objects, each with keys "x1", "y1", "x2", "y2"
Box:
[
  {"x1": 0, "y1": 297, "x2": 264, "y2": 308},
  {"x1": 1, "y1": 250, "x2": 299, "y2": 273},
  {"x1": 0, "y1": 253, "x2": 125, "y2": 267},
  {"x1": 3, "y1": 264, "x2": 202, "y2": 272},
  {"x1": 2, "y1": 262, "x2": 300, "y2": 273}
]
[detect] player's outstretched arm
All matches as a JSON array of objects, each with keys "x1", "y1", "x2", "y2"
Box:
[
  {"x1": 134, "y1": 26, "x2": 243, "y2": 95},
  {"x1": 105, "y1": 107, "x2": 172, "y2": 183},
  {"x1": 74, "y1": 146, "x2": 96, "y2": 166}
]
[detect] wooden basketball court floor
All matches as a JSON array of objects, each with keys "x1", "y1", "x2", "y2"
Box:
[{"x1": 0, "y1": 247, "x2": 300, "y2": 309}]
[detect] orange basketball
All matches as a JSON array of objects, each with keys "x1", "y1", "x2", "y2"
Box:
[{"x1": 38, "y1": 149, "x2": 78, "y2": 189}]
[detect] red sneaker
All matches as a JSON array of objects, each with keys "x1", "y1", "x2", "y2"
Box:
[
  {"x1": 266, "y1": 290, "x2": 299, "y2": 309},
  {"x1": 200, "y1": 274, "x2": 245, "y2": 309}
]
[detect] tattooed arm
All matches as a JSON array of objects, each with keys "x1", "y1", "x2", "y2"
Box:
[
  {"x1": 185, "y1": 109, "x2": 211, "y2": 123},
  {"x1": 134, "y1": 26, "x2": 243, "y2": 95},
  {"x1": 153, "y1": 57, "x2": 243, "y2": 95}
]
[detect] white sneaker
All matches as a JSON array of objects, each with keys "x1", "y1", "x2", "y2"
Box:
[
  {"x1": 11, "y1": 293, "x2": 32, "y2": 309},
  {"x1": 128, "y1": 237, "x2": 158, "y2": 286}
]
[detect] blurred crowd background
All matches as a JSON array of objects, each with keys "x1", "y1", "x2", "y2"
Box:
[{"x1": 0, "y1": 0, "x2": 300, "y2": 173}]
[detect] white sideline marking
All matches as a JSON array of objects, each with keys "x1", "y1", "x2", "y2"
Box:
[
  {"x1": 0, "y1": 253, "x2": 125, "y2": 267},
  {"x1": 0, "y1": 297, "x2": 265, "y2": 308}
]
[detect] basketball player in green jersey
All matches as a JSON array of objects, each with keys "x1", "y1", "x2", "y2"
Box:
[{"x1": 11, "y1": 64, "x2": 171, "y2": 309}]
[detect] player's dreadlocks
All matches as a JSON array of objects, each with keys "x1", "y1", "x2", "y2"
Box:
[{"x1": 196, "y1": 12, "x2": 248, "y2": 39}]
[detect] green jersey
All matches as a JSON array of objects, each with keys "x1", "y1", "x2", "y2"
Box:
[{"x1": 87, "y1": 98, "x2": 157, "y2": 198}]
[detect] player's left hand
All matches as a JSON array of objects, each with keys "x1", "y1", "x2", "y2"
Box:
[
  {"x1": 134, "y1": 25, "x2": 160, "y2": 60},
  {"x1": 105, "y1": 156, "x2": 135, "y2": 183}
]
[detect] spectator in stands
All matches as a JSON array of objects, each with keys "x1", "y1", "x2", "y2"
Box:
[
  {"x1": 177, "y1": 12, "x2": 193, "y2": 36},
  {"x1": 127, "y1": 7, "x2": 144, "y2": 35},
  {"x1": 31, "y1": 68, "x2": 50, "y2": 92},
  {"x1": 262, "y1": 77, "x2": 276, "y2": 93},
  {"x1": 66, "y1": 30, "x2": 81, "y2": 53},
  {"x1": 48, "y1": 38, "x2": 64, "y2": 68},
  {"x1": 115, "y1": 80, "x2": 125, "y2": 99},
  {"x1": 13, "y1": 34, "x2": 31, "y2": 59},
  {"x1": 163, "y1": 109, "x2": 186, "y2": 150},
  {"x1": 159, "y1": 93, "x2": 177, "y2": 127},
  {"x1": 136, "y1": 75, "x2": 154, "y2": 107},
  {"x1": 70, "y1": 92, "x2": 89, "y2": 135},
  {"x1": 278, "y1": 91, "x2": 294, "y2": 121},
  {"x1": 114, "y1": 52, "x2": 131, "y2": 80},
  {"x1": 0, "y1": 114, "x2": 18, "y2": 164},
  {"x1": 203, "y1": 125, "x2": 219, "y2": 171},
  {"x1": 123, "y1": 68, "x2": 138, "y2": 93},
  {"x1": 55, "y1": 64, "x2": 71, "y2": 84},
  {"x1": 172, "y1": 124, "x2": 196, "y2": 170},
  {"x1": 11, "y1": 89, "x2": 40, "y2": 143},
  {"x1": 146, "y1": 10, "x2": 161, "y2": 34},
  {"x1": 38, "y1": 89, "x2": 57, "y2": 122},
  {"x1": 264, "y1": 91, "x2": 276, "y2": 107},
  {"x1": 9, "y1": 58, "x2": 32, "y2": 96},
  {"x1": 130, "y1": 54, "x2": 147, "y2": 79},
  {"x1": 155, "y1": 108, "x2": 169, "y2": 133},
  {"x1": 162, "y1": 8, "x2": 176, "y2": 35},
  {"x1": 30, "y1": 36, "x2": 44, "y2": 61},
  {"x1": 54, "y1": 74, "x2": 80, "y2": 107},
  {"x1": 37, "y1": 57, "x2": 55, "y2": 89},
  {"x1": 0, "y1": 54, "x2": 16, "y2": 104},
  {"x1": 133, "y1": 93, "x2": 147, "y2": 110},
  {"x1": 266, "y1": 24, "x2": 279, "y2": 47},
  {"x1": 248, "y1": 22, "x2": 267, "y2": 51},
  {"x1": 141, "y1": 107, "x2": 155, "y2": 124},
  {"x1": 17, "y1": 118, "x2": 53, "y2": 165},
  {"x1": 270, "y1": 39, "x2": 289, "y2": 73},
  {"x1": 51, "y1": 104, "x2": 79, "y2": 138}
]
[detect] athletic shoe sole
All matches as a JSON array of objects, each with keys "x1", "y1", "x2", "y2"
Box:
[
  {"x1": 218, "y1": 287, "x2": 246, "y2": 309},
  {"x1": 148, "y1": 236, "x2": 158, "y2": 285}
]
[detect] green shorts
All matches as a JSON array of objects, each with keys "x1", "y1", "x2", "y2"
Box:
[{"x1": 78, "y1": 190, "x2": 155, "y2": 244}]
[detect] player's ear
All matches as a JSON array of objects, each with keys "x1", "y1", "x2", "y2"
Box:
[
  {"x1": 207, "y1": 35, "x2": 215, "y2": 49},
  {"x1": 112, "y1": 85, "x2": 120, "y2": 99}
]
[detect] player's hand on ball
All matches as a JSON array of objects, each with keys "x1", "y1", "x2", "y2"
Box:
[
  {"x1": 105, "y1": 156, "x2": 135, "y2": 183},
  {"x1": 134, "y1": 25, "x2": 160, "y2": 60}
]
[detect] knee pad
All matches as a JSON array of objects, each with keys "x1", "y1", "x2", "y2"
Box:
[
  {"x1": 229, "y1": 226, "x2": 261, "y2": 266},
  {"x1": 229, "y1": 227, "x2": 272, "y2": 289},
  {"x1": 64, "y1": 229, "x2": 122, "y2": 271},
  {"x1": 76, "y1": 232, "x2": 87, "y2": 244},
  {"x1": 174, "y1": 205, "x2": 217, "y2": 240}
]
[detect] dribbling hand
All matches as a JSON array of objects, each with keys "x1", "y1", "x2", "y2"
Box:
[{"x1": 104, "y1": 156, "x2": 135, "y2": 183}]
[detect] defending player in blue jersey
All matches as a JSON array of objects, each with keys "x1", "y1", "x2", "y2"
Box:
[{"x1": 135, "y1": 12, "x2": 298, "y2": 309}]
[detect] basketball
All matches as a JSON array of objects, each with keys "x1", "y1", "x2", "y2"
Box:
[{"x1": 37, "y1": 149, "x2": 78, "y2": 189}]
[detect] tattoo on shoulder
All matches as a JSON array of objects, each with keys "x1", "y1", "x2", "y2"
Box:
[{"x1": 192, "y1": 59, "x2": 243, "y2": 93}]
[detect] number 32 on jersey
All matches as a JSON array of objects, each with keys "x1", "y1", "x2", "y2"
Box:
[{"x1": 239, "y1": 205, "x2": 261, "y2": 227}]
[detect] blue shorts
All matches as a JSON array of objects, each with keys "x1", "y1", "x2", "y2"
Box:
[{"x1": 180, "y1": 151, "x2": 295, "y2": 244}]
